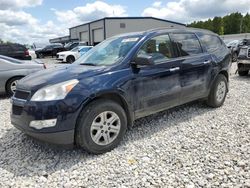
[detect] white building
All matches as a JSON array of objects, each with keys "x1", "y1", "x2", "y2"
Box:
[{"x1": 50, "y1": 17, "x2": 186, "y2": 45}]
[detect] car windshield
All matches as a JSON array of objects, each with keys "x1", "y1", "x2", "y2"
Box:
[
  {"x1": 74, "y1": 35, "x2": 141, "y2": 66},
  {"x1": 71, "y1": 47, "x2": 79, "y2": 52},
  {"x1": 80, "y1": 47, "x2": 92, "y2": 53},
  {"x1": 64, "y1": 42, "x2": 72, "y2": 48}
]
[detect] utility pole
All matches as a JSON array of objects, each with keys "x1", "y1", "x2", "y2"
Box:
[{"x1": 240, "y1": 17, "x2": 243, "y2": 33}]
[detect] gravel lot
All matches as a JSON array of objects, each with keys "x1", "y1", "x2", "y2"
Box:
[{"x1": 0, "y1": 62, "x2": 249, "y2": 187}]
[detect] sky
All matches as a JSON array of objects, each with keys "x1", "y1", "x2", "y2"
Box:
[{"x1": 0, "y1": 0, "x2": 250, "y2": 44}]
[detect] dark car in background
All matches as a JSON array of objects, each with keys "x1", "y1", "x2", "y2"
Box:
[
  {"x1": 11, "y1": 28, "x2": 231, "y2": 154},
  {"x1": 226, "y1": 40, "x2": 243, "y2": 62},
  {"x1": 0, "y1": 43, "x2": 31, "y2": 60},
  {"x1": 35, "y1": 44, "x2": 64, "y2": 58},
  {"x1": 237, "y1": 39, "x2": 250, "y2": 76},
  {"x1": 226, "y1": 39, "x2": 250, "y2": 62},
  {"x1": 64, "y1": 42, "x2": 87, "y2": 51}
]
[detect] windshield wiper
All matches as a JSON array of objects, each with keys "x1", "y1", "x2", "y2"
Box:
[{"x1": 79, "y1": 63, "x2": 96, "y2": 66}]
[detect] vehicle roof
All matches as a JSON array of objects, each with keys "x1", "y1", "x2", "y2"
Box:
[{"x1": 113, "y1": 27, "x2": 216, "y2": 38}]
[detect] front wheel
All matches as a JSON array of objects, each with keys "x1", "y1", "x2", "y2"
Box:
[
  {"x1": 76, "y1": 99, "x2": 127, "y2": 154},
  {"x1": 206, "y1": 74, "x2": 228, "y2": 108},
  {"x1": 66, "y1": 56, "x2": 75, "y2": 64},
  {"x1": 6, "y1": 77, "x2": 23, "y2": 96}
]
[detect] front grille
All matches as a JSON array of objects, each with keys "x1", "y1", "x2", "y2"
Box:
[
  {"x1": 56, "y1": 55, "x2": 59, "y2": 58},
  {"x1": 12, "y1": 105, "x2": 23, "y2": 115},
  {"x1": 248, "y1": 49, "x2": 250, "y2": 58},
  {"x1": 14, "y1": 90, "x2": 30, "y2": 100}
]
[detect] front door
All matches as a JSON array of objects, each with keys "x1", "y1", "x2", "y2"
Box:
[{"x1": 132, "y1": 34, "x2": 182, "y2": 119}]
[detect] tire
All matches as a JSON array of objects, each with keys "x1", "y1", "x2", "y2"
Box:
[
  {"x1": 238, "y1": 70, "x2": 248, "y2": 76},
  {"x1": 206, "y1": 74, "x2": 228, "y2": 108},
  {"x1": 66, "y1": 56, "x2": 75, "y2": 64},
  {"x1": 232, "y1": 52, "x2": 238, "y2": 62},
  {"x1": 6, "y1": 77, "x2": 23, "y2": 96},
  {"x1": 75, "y1": 99, "x2": 127, "y2": 154}
]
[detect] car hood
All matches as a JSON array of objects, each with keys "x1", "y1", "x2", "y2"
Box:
[{"x1": 17, "y1": 64, "x2": 107, "y2": 91}]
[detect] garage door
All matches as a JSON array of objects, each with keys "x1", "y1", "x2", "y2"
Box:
[
  {"x1": 93, "y1": 28, "x2": 104, "y2": 44},
  {"x1": 80, "y1": 31, "x2": 88, "y2": 43}
]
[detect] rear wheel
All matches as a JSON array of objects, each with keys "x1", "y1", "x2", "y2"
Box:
[
  {"x1": 232, "y1": 52, "x2": 238, "y2": 62},
  {"x1": 66, "y1": 56, "x2": 75, "y2": 64},
  {"x1": 238, "y1": 70, "x2": 248, "y2": 76},
  {"x1": 6, "y1": 77, "x2": 23, "y2": 96},
  {"x1": 76, "y1": 99, "x2": 127, "y2": 154},
  {"x1": 206, "y1": 74, "x2": 228, "y2": 108}
]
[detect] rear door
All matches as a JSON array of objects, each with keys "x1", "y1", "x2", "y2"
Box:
[
  {"x1": 170, "y1": 33, "x2": 213, "y2": 103},
  {"x1": 132, "y1": 34, "x2": 182, "y2": 118}
]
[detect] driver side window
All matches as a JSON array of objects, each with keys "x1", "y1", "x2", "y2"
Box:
[{"x1": 137, "y1": 34, "x2": 174, "y2": 64}]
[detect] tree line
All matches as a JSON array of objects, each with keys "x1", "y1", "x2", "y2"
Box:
[{"x1": 188, "y1": 12, "x2": 250, "y2": 35}]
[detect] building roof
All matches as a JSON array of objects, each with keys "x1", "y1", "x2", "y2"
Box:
[
  {"x1": 69, "y1": 17, "x2": 186, "y2": 30},
  {"x1": 111, "y1": 27, "x2": 216, "y2": 38}
]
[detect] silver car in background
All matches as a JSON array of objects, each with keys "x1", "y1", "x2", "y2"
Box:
[{"x1": 0, "y1": 55, "x2": 45, "y2": 96}]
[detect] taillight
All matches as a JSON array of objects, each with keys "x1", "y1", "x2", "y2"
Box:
[
  {"x1": 43, "y1": 64, "x2": 47, "y2": 69},
  {"x1": 24, "y1": 50, "x2": 29, "y2": 56}
]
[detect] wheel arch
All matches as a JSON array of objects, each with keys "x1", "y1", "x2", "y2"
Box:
[
  {"x1": 5, "y1": 75, "x2": 25, "y2": 92},
  {"x1": 219, "y1": 70, "x2": 229, "y2": 82},
  {"x1": 78, "y1": 91, "x2": 134, "y2": 128}
]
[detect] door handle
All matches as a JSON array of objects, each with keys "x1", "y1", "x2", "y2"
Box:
[
  {"x1": 169, "y1": 67, "x2": 180, "y2": 72},
  {"x1": 203, "y1": 60, "x2": 211, "y2": 65}
]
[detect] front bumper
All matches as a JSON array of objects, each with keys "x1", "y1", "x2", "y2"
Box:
[
  {"x1": 13, "y1": 121, "x2": 74, "y2": 146},
  {"x1": 10, "y1": 94, "x2": 87, "y2": 147},
  {"x1": 56, "y1": 55, "x2": 65, "y2": 61},
  {"x1": 238, "y1": 59, "x2": 250, "y2": 71}
]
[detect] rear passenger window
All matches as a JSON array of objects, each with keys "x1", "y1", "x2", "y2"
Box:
[
  {"x1": 170, "y1": 33, "x2": 202, "y2": 56},
  {"x1": 198, "y1": 34, "x2": 222, "y2": 52},
  {"x1": 136, "y1": 34, "x2": 174, "y2": 64},
  {"x1": 13, "y1": 45, "x2": 25, "y2": 51}
]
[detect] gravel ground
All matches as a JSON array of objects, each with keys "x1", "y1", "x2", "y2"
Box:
[{"x1": 0, "y1": 63, "x2": 249, "y2": 187}]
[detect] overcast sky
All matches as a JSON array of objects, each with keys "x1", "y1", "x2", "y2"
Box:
[{"x1": 0, "y1": 0, "x2": 250, "y2": 44}]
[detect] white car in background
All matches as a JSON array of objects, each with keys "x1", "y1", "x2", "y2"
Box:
[{"x1": 56, "y1": 46, "x2": 93, "y2": 63}]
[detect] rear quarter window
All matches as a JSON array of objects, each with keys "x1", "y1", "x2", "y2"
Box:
[
  {"x1": 170, "y1": 33, "x2": 203, "y2": 56},
  {"x1": 198, "y1": 34, "x2": 224, "y2": 53}
]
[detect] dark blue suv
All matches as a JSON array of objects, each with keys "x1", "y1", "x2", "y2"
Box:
[{"x1": 11, "y1": 28, "x2": 231, "y2": 154}]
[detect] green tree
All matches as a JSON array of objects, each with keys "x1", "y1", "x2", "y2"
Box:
[
  {"x1": 212, "y1": 17, "x2": 224, "y2": 35},
  {"x1": 188, "y1": 12, "x2": 250, "y2": 35},
  {"x1": 242, "y1": 13, "x2": 250, "y2": 33}
]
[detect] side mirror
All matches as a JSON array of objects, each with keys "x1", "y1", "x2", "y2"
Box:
[{"x1": 132, "y1": 55, "x2": 154, "y2": 66}]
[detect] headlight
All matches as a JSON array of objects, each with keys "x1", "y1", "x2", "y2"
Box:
[
  {"x1": 60, "y1": 54, "x2": 65, "y2": 57},
  {"x1": 31, "y1": 79, "x2": 79, "y2": 101}
]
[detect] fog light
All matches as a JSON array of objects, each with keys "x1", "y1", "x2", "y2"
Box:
[{"x1": 29, "y1": 119, "x2": 57, "y2": 130}]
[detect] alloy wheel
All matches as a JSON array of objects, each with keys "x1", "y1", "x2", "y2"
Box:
[
  {"x1": 90, "y1": 111, "x2": 121, "y2": 146},
  {"x1": 216, "y1": 81, "x2": 226, "y2": 103}
]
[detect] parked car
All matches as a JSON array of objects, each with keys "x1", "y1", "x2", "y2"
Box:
[
  {"x1": 56, "y1": 46, "x2": 93, "y2": 63},
  {"x1": 0, "y1": 43, "x2": 31, "y2": 60},
  {"x1": 64, "y1": 41, "x2": 88, "y2": 51},
  {"x1": 237, "y1": 39, "x2": 250, "y2": 76},
  {"x1": 0, "y1": 55, "x2": 46, "y2": 96},
  {"x1": 11, "y1": 28, "x2": 231, "y2": 154},
  {"x1": 35, "y1": 44, "x2": 64, "y2": 58}
]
